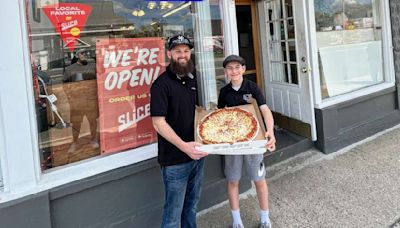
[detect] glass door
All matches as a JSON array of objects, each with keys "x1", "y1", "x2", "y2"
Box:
[{"x1": 263, "y1": 0, "x2": 316, "y2": 139}]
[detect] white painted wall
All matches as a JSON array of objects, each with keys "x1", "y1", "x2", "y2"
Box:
[{"x1": 0, "y1": 0, "x2": 38, "y2": 193}]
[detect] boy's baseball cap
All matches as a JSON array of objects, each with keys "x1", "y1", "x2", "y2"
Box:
[
  {"x1": 168, "y1": 35, "x2": 193, "y2": 50},
  {"x1": 223, "y1": 55, "x2": 246, "y2": 68}
]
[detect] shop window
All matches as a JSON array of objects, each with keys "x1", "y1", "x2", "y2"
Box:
[
  {"x1": 26, "y1": 0, "x2": 224, "y2": 170},
  {"x1": 314, "y1": 0, "x2": 384, "y2": 98},
  {"x1": 193, "y1": 0, "x2": 225, "y2": 108}
]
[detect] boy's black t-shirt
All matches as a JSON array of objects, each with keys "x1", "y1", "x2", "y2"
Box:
[{"x1": 218, "y1": 79, "x2": 266, "y2": 108}]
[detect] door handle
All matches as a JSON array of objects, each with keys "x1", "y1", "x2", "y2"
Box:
[{"x1": 301, "y1": 67, "x2": 312, "y2": 73}]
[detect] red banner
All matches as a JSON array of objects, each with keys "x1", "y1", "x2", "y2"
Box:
[
  {"x1": 42, "y1": 3, "x2": 91, "y2": 52},
  {"x1": 96, "y1": 38, "x2": 165, "y2": 154}
]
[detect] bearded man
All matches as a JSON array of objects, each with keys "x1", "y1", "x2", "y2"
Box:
[{"x1": 150, "y1": 35, "x2": 208, "y2": 228}]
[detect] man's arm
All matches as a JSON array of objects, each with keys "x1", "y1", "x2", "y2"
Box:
[
  {"x1": 259, "y1": 104, "x2": 276, "y2": 151},
  {"x1": 152, "y1": 116, "x2": 208, "y2": 160}
]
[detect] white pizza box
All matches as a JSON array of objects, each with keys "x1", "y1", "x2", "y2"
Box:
[
  {"x1": 194, "y1": 99, "x2": 267, "y2": 155},
  {"x1": 197, "y1": 140, "x2": 267, "y2": 155}
]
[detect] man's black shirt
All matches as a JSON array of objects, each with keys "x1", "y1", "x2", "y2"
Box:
[
  {"x1": 150, "y1": 66, "x2": 197, "y2": 166},
  {"x1": 218, "y1": 79, "x2": 266, "y2": 108}
]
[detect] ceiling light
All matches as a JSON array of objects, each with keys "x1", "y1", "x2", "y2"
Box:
[
  {"x1": 162, "y1": 2, "x2": 191, "y2": 18},
  {"x1": 132, "y1": 9, "x2": 145, "y2": 17},
  {"x1": 160, "y1": 1, "x2": 169, "y2": 10},
  {"x1": 147, "y1": 1, "x2": 157, "y2": 10}
]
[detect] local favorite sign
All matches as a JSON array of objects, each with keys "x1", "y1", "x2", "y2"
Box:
[
  {"x1": 42, "y1": 3, "x2": 91, "y2": 52},
  {"x1": 96, "y1": 38, "x2": 165, "y2": 154}
]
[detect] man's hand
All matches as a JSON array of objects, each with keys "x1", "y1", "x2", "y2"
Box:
[
  {"x1": 179, "y1": 141, "x2": 208, "y2": 160},
  {"x1": 152, "y1": 116, "x2": 208, "y2": 160},
  {"x1": 265, "y1": 130, "x2": 276, "y2": 152}
]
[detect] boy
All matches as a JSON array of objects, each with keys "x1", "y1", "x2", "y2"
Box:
[{"x1": 218, "y1": 55, "x2": 276, "y2": 228}]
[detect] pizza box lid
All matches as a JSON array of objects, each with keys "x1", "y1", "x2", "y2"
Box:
[{"x1": 194, "y1": 99, "x2": 268, "y2": 155}]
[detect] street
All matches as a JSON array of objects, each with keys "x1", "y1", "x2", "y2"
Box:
[{"x1": 198, "y1": 125, "x2": 400, "y2": 228}]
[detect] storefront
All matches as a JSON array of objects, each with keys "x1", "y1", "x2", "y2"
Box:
[
  {"x1": 0, "y1": 0, "x2": 399, "y2": 227},
  {"x1": 257, "y1": 0, "x2": 399, "y2": 153}
]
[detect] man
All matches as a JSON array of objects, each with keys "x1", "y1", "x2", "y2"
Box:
[
  {"x1": 63, "y1": 49, "x2": 96, "y2": 82},
  {"x1": 150, "y1": 35, "x2": 208, "y2": 228},
  {"x1": 218, "y1": 55, "x2": 276, "y2": 228},
  {"x1": 63, "y1": 49, "x2": 98, "y2": 153}
]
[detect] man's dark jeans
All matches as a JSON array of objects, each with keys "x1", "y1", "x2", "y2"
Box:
[{"x1": 161, "y1": 158, "x2": 205, "y2": 228}]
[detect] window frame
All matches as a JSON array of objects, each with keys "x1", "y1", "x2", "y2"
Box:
[
  {"x1": 309, "y1": 0, "x2": 395, "y2": 109},
  {"x1": 0, "y1": 0, "x2": 39, "y2": 198}
]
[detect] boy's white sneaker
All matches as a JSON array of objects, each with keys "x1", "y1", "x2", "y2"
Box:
[{"x1": 260, "y1": 221, "x2": 271, "y2": 228}]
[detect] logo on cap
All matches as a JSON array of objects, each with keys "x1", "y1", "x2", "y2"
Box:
[
  {"x1": 168, "y1": 35, "x2": 193, "y2": 50},
  {"x1": 178, "y1": 35, "x2": 185, "y2": 41}
]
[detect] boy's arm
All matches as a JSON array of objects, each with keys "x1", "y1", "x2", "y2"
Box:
[
  {"x1": 152, "y1": 117, "x2": 208, "y2": 160},
  {"x1": 259, "y1": 104, "x2": 276, "y2": 151}
]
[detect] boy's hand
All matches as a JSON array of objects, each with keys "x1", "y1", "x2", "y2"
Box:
[{"x1": 265, "y1": 130, "x2": 276, "y2": 152}]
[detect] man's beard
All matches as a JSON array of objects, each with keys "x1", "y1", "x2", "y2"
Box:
[{"x1": 170, "y1": 58, "x2": 194, "y2": 76}]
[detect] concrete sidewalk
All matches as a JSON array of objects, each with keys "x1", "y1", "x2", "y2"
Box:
[{"x1": 197, "y1": 125, "x2": 400, "y2": 228}]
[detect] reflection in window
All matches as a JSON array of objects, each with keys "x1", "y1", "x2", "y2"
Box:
[
  {"x1": 314, "y1": 0, "x2": 384, "y2": 98},
  {"x1": 27, "y1": 0, "x2": 223, "y2": 170}
]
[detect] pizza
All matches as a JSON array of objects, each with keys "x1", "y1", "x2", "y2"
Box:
[{"x1": 198, "y1": 107, "x2": 259, "y2": 144}]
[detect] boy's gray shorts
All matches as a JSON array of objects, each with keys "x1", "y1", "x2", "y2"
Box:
[{"x1": 224, "y1": 154, "x2": 266, "y2": 181}]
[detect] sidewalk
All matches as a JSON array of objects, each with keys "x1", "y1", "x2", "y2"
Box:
[{"x1": 197, "y1": 125, "x2": 400, "y2": 228}]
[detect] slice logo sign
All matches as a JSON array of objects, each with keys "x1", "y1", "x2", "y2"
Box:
[{"x1": 42, "y1": 3, "x2": 92, "y2": 52}]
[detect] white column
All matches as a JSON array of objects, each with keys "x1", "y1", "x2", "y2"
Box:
[{"x1": 0, "y1": 1, "x2": 39, "y2": 192}]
